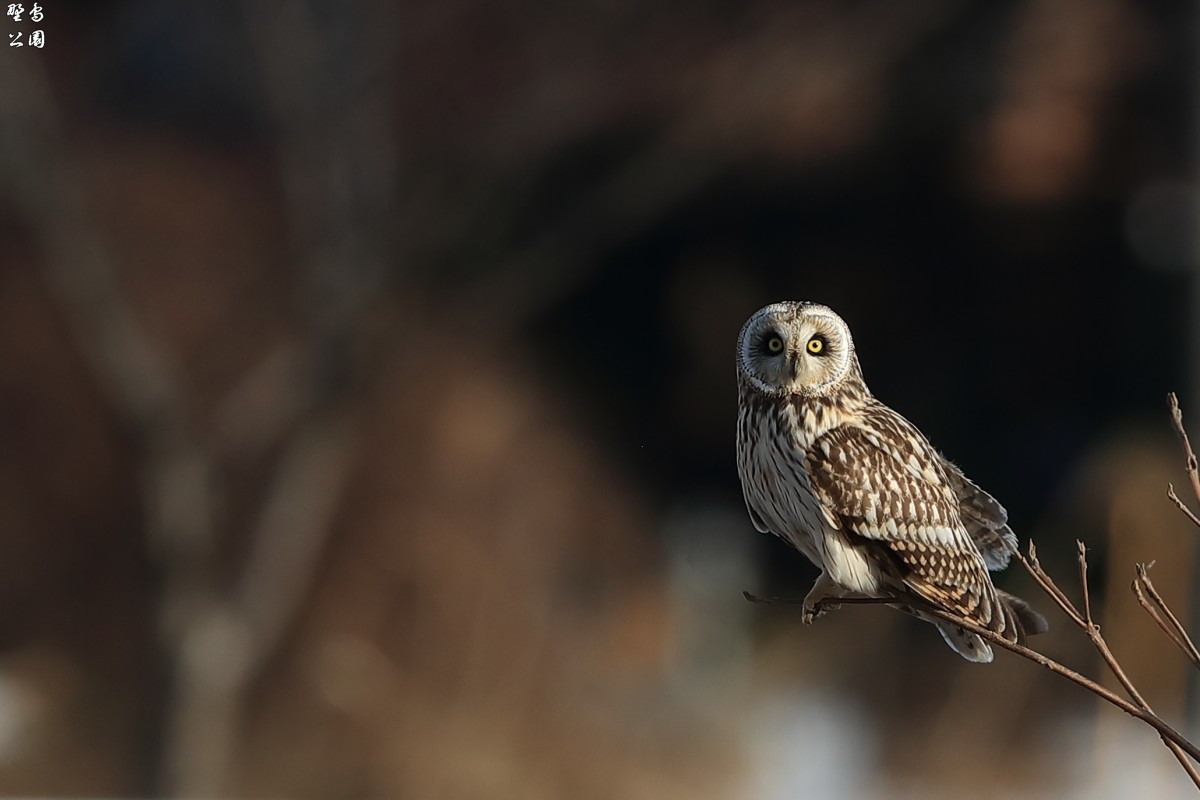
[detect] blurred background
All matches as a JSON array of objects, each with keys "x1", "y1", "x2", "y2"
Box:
[{"x1": 1, "y1": 0, "x2": 1199, "y2": 797}]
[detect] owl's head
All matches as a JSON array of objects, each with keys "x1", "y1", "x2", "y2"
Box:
[{"x1": 736, "y1": 301, "x2": 864, "y2": 397}]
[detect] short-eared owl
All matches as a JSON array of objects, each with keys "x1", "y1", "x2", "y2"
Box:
[{"x1": 736, "y1": 301, "x2": 1046, "y2": 662}]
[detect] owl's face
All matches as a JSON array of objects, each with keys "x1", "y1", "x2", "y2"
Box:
[{"x1": 737, "y1": 302, "x2": 857, "y2": 397}]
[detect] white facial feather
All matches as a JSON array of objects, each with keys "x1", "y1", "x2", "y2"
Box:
[{"x1": 736, "y1": 301, "x2": 856, "y2": 397}]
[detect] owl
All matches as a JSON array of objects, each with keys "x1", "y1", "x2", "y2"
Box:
[{"x1": 735, "y1": 301, "x2": 1047, "y2": 662}]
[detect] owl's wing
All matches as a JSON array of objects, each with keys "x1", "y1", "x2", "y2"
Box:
[
  {"x1": 805, "y1": 417, "x2": 1000, "y2": 626},
  {"x1": 939, "y1": 457, "x2": 1018, "y2": 571}
]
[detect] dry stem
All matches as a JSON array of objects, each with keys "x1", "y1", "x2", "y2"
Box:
[
  {"x1": 1133, "y1": 565, "x2": 1200, "y2": 671},
  {"x1": 743, "y1": 584, "x2": 1200, "y2": 774},
  {"x1": 743, "y1": 392, "x2": 1200, "y2": 790},
  {"x1": 1169, "y1": 393, "x2": 1200, "y2": 511}
]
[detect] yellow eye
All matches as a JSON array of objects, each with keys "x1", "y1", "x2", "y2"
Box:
[
  {"x1": 807, "y1": 337, "x2": 824, "y2": 354},
  {"x1": 766, "y1": 336, "x2": 784, "y2": 353}
]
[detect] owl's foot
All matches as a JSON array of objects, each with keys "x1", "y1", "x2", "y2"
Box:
[
  {"x1": 802, "y1": 598, "x2": 842, "y2": 625},
  {"x1": 802, "y1": 572, "x2": 844, "y2": 624}
]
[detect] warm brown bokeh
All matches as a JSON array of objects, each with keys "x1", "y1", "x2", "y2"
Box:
[{"x1": 0, "y1": 0, "x2": 1195, "y2": 797}]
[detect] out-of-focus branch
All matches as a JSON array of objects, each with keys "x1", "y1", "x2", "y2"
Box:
[
  {"x1": 230, "y1": 0, "x2": 399, "y2": 670},
  {"x1": 151, "y1": 1, "x2": 403, "y2": 794},
  {"x1": 0, "y1": 55, "x2": 227, "y2": 798},
  {"x1": 164, "y1": 416, "x2": 356, "y2": 796},
  {"x1": 1, "y1": 22, "x2": 381, "y2": 797},
  {"x1": 241, "y1": 0, "x2": 397, "y2": 335},
  {"x1": 0, "y1": 61, "x2": 185, "y2": 430},
  {"x1": 235, "y1": 418, "x2": 354, "y2": 675}
]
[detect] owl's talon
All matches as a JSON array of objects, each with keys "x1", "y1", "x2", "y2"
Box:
[{"x1": 802, "y1": 599, "x2": 841, "y2": 624}]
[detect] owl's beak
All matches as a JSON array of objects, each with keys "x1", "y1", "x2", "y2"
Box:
[{"x1": 787, "y1": 352, "x2": 801, "y2": 381}]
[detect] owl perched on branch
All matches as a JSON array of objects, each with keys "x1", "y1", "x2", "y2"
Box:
[{"x1": 735, "y1": 301, "x2": 1047, "y2": 662}]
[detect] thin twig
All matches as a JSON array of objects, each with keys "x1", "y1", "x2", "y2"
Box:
[
  {"x1": 1077, "y1": 540, "x2": 1093, "y2": 625},
  {"x1": 1132, "y1": 575, "x2": 1192, "y2": 657},
  {"x1": 1168, "y1": 484, "x2": 1200, "y2": 529},
  {"x1": 743, "y1": 537, "x2": 1200, "y2": 789},
  {"x1": 1070, "y1": 544, "x2": 1200, "y2": 786},
  {"x1": 1166, "y1": 392, "x2": 1200, "y2": 775},
  {"x1": 920, "y1": 603, "x2": 1200, "y2": 785},
  {"x1": 1133, "y1": 565, "x2": 1200, "y2": 671},
  {"x1": 1016, "y1": 547, "x2": 1085, "y2": 627},
  {"x1": 742, "y1": 591, "x2": 897, "y2": 607},
  {"x1": 741, "y1": 587, "x2": 1200, "y2": 768},
  {"x1": 1169, "y1": 393, "x2": 1200, "y2": 516}
]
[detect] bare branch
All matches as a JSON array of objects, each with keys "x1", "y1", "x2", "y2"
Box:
[
  {"x1": 1063, "y1": 546, "x2": 1200, "y2": 786},
  {"x1": 1077, "y1": 540, "x2": 1093, "y2": 625},
  {"x1": 235, "y1": 417, "x2": 354, "y2": 676},
  {"x1": 0, "y1": 57, "x2": 236, "y2": 797},
  {"x1": 918, "y1": 603, "x2": 1200, "y2": 787},
  {"x1": 1168, "y1": 393, "x2": 1200, "y2": 517},
  {"x1": 1016, "y1": 547, "x2": 1084, "y2": 627},
  {"x1": 1133, "y1": 565, "x2": 1200, "y2": 671},
  {"x1": 1168, "y1": 484, "x2": 1200, "y2": 529},
  {"x1": 741, "y1": 585, "x2": 1200, "y2": 774},
  {"x1": 742, "y1": 591, "x2": 898, "y2": 607},
  {"x1": 3, "y1": 27, "x2": 376, "y2": 800},
  {"x1": 744, "y1": 534, "x2": 1200, "y2": 788}
]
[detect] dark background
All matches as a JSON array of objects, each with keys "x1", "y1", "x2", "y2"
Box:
[{"x1": 1, "y1": 0, "x2": 1198, "y2": 797}]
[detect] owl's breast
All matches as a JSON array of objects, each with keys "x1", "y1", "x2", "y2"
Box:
[{"x1": 736, "y1": 400, "x2": 831, "y2": 566}]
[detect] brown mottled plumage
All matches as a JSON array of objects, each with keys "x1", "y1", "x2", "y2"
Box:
[{"x1": 736, "y1": 301, "x2": 1046, "y2": 662}]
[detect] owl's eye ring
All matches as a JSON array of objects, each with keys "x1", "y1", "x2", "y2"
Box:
[
  {"x1": 807, "y1": 336, "x2": 826, "y2": 355},
  {"x1": 765, "y1": 335, "x2": 785, "y2": 354}
]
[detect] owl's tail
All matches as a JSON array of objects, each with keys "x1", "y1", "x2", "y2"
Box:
[
  {"x1": 996, "y1": 589, "x2": 1050, "y2": 643},
  {"x1": 929, "y1": 590, "x2": 1048, "y2": 663},
  {"x1": 933, "y1": 622, "x2": 995, "y2": 663}
]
